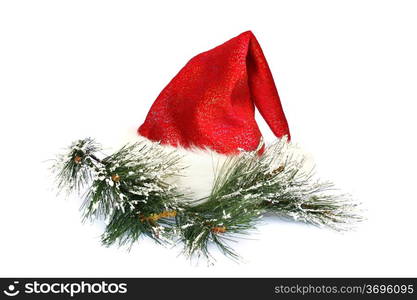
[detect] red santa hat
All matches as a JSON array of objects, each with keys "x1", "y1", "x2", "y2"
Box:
[{"x1": 138, "y1": 31, "x2": 290, "y2": 155}]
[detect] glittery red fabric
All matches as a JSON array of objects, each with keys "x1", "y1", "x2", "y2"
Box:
[{"x1": 138, "y1": 31, "x2": 290, "y2": 154}]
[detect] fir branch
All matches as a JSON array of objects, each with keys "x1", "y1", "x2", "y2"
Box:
[
  {"x1": 258, "y1": 138, "x2": 363, "y2": 230},
  {"x1": 101, "y1": 204, "x2": 179, "y2": 248},
  {"x1": 81, "y1": 142, "x2": 183, "y2": 221},
  {"x1": 52, "y1": 138, "x2": 102, "y2": 194},
  {"x1": 177, "y1": 156, "x2": 265, "y2": 262},
  {"x1": 177, "y1": 138, "x2": 363, "y2": 261},
  {"x1": 53, "y1": 137, "x2": 363, "y2": 263},
  {"x1": 53, "y1": 138, "x2": 186, "y2": 245}
]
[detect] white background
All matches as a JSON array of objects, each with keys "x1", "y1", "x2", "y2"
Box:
[{"x1": 1, "y1": 0, "x2": 416, "y2": 277}]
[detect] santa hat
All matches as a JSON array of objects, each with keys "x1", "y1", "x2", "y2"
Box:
[
  {"x1": 54, "y1": 32, "x2": 359, "y2": 256},
  {"x1": 138, "y1": 31, "x2": 290, "y2": 155},
  {"x1": 137, "y1": 31, "x2": 290, "y2": 198}
]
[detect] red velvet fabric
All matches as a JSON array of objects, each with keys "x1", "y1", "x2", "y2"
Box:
[{"x1": 138, "y1": 31, "x2": 290, "y2": 154}]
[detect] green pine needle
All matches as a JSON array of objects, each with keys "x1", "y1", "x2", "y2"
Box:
[{"x1": 53, "y1": 137, "x2": 364, "y2": 263}]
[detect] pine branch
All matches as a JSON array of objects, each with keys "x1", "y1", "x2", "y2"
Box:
[
  {"x1": 81, "y1": 142, "x2": 183, "y2": 221},
  {"x1": 257, "y1": 138, "x2": 364, "y2": 230},
  {"x1": 51, "y1": 138, "x2": 103, "y2": 194},
  {"x1": 176, "y1": 156, "x2": 265, "y2": 262},
  {"x1": 101, "y1": 205, "x2": 179, "y2": 247},
  {"x1": 177, "y1": 138, "x2": 363, "y2": 261},
  {"x1": 52, "y1": 137, "x2": 363, "y2": 263},
  {"x1": 53, "y1": 138, "x2": 185, "y2": 245}
]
